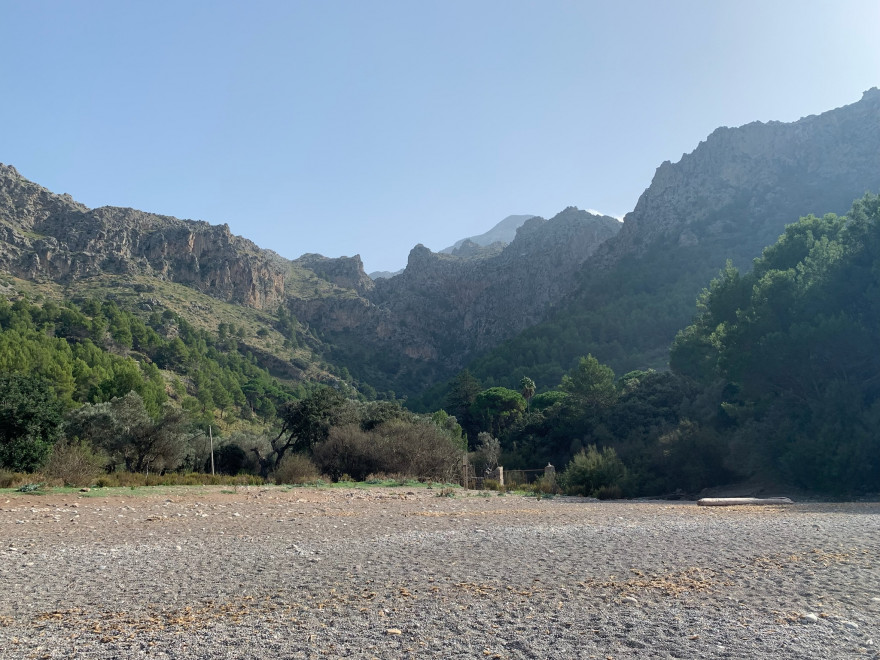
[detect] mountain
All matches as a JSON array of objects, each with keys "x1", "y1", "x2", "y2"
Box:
[
  {"x1": 0, "y1": 165, "x2": 620, "y2": 398},
  {"x1": 368, "y1": 269, "x2": 403, "y2": 280},
  {"x1": 0, "y1": 163, "x2": 374, "y2": 390},
  {"x1": 289, "y1": 208, "x2": 621, "y2": 394},
  {"x1": 3, "y1": 89, "x2": 879, "y2": 403},
  {"x1": 0, "y1": 164, "x2": 291, "y2": 309},
  {"x1": 468, "y1": 88, "x2": 880, "y2": 390},
  {"x1": 440, "y1": 214, "x2": 536, "y2": 254}
]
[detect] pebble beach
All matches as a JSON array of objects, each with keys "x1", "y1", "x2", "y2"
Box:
[{"x1": 1, "y1": 486, "x2": 878, "y2": 659}]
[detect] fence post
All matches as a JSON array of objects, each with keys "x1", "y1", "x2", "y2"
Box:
[
  {"x1": 496, "y1": 466, "x2": 504, "y2": 487},
  {"x1": 462, "y1": 454, "x2": 469, "y2": 490}
]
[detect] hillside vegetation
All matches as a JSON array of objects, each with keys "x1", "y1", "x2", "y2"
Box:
[{"x1": 2, "y1": 91, "x2": 880, "y2": 495}]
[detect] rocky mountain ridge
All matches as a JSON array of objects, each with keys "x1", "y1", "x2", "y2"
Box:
[
  {"x1": 466, "y1": 88, "x2": 880, "y2": 389},
  {"x1": 3, "y1": 89, "x2": 879, "y2": 398},
  {"x1": 368, "y1": 208, "x2": 621, "y2": 354},
  {"x1": 0, "y1": 164, "x2": 290, "y2": 309},
  {"x1": 439, "y1": 214, "x2": 536, "y2": 254},
  {"x1": 0, "y1": 164, "x2": 619, "y2": 394},
  {"x1": 594, "y1": 87, "x2": 880, "y2": 271}
]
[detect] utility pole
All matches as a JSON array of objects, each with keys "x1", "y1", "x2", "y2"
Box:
[{"x1": 209, "y1": 426, "x2": 215, "y2": 476}]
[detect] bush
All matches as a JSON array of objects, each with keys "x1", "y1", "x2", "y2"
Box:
[
  {"x1": 44, "y1": 440, "x2": 107, "y2": 487},
  {"x1": 210, "y1": 443, "x2": 249, "y2": 476},
  {"x1": 562, "y1": 445, "x2": 629, "y2": 498},
  {"x1": 313, "y1": 419, "x2": 461, "y2": 483},
  {"x1": 531, "y1": 474, "x2": 560, "y2": 495},
  {"x1": 0, "y1": 374, "x2": 64, "y2": 472},
  {"x1": 273, "y1": 453, "x2": 321, "y2": 485},
  {"x1": 596, "y1": 484, "x2": 623, "y2": 500},
  {"x1": 0, "y1": 470, "x2": 35, "y2": 489}
]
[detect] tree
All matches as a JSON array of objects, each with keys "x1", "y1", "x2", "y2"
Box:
[
  {"x1": 470, "y1": 387, "x2": 526, "y2": 440},
  {"x1": 251, "y1": 386, "x2": 351, "y2": 476},
  {"x1": 560, "y1": 355, "x2": 617, "y2": 410},
  {"x1": 446, "y1": 370, "x2": 482, "y2": 439},
  {"x1": 66, "y1": 392, "x2": 189, "y2": 473},
  {"x1": 520, "y1": 377, "x2": 536, "y2": 411},
  {"x1": 0, "y1": 373, "x2": 64, "y2": 472},
  {"x1": 561, "y1": 445, "x2": 628, "y2": 498},
  {"x1": 669, "y1": 196, "x2": 880, "y2": 492}
]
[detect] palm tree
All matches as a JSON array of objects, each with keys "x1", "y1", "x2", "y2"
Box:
[{"x1": 520, "y1": 376, "x2": 536, "y2": 412}]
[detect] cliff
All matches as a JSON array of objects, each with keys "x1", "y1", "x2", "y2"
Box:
[
  {"x1": 0, "y1": 164, "x2": 289, "y2": 309},
  {"x1": 288, "y1": 209, "x2": 620, "y2": 372},
  {"x1": 467, "y1": 88, "x2": 880, "y2": 387},
  {"x1": 597, "y1": 87, "x2": 880, "y2": 270}
]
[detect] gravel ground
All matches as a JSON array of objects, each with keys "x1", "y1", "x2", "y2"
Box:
[{"x1": 1, "y1": 485, "x2": 878, "y2": 659}]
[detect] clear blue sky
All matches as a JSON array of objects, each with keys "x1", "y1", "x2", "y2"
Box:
[{"x1": 2, "y1": 1, "x2": 878, "y2": 273}]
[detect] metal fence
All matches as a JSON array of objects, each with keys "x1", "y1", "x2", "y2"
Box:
[{"x1": 461, "y1": 463, "x2": 556, "y2": 490}]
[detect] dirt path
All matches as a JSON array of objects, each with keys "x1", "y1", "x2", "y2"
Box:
[{"x1": 1, "y1": 486, "x2": 878, "y2": 658}]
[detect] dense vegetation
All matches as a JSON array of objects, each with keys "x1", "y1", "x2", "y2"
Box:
[
  {"x1": 670, "y1": 195, "x2": 880, "y2": 493},
  {"x1": 0, "y1": 295, "x2": 463, "y2": 485},
  {"x1": 438, "y1": 196, "x2": 880, "y2": 496},
  {"x1": 2, "y1": 196, "x2": 879, "y2": 496}
]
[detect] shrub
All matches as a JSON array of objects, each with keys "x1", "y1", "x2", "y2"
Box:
[
  {"x1": 0, "y1": 470, "x2": 34, "y2": 489},
  {"x1": 562, "y1": 445, "x2": 629, "y2": 498},
  {"x1": 93, "y1": 471, "x2": 265, "y2": 488},
  {"x1": 470, "y1": 432, "x2": 501, "y2": 474},
  {"x1": 44, "y1": 439, "x2": 107, "y2": 487},
  {"x1": 596, "y1": 484, "x2": 623, "y2": 500},
  {"x1": 210, "y1": 443, "x2": 249, "y2": 476},
  {"x1": 313, "y1": 418, "x2": 461, "y2": 483},
  {"x1": 531, "y1": 474, "x2": 560, "y2": 495},
  {"x1": 273, "y1": 453, "x2": 321, "y2": 485}
]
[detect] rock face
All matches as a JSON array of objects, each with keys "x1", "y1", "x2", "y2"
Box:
[
  {"x1": 293, "y1": 209, "x2": 620, "y2": 368},
  {"x1": 0, "y1": 164, "x2": 289, "y2": 309},
  {"x1": 372, "y1": 208, "x2": 621, "y2": 356},
  {"x1": 596, "y1": 87, "x2": 880, "y2": 270},
  {"x1": 0, "y1": 164, "x2": 619, "y2": 389},
  {"x1": 466, "y1": 88, "x2": 880, "y2": 385},
  {"x1": 294, "y1": 253, "x2": 374, "y2": 295}
]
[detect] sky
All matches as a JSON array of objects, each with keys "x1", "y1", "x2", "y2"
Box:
[{"x1": 1, "y1": 1, "x2": 878, "y2": 273}]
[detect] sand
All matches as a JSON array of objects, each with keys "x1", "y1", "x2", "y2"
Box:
[{"x1": 1, "y1": 485, "x2": 878, "y2": 659}]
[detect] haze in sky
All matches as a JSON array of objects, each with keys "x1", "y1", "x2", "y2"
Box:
[{"x1": 2, "y1": 1, "x2": 878, "y2": 273}]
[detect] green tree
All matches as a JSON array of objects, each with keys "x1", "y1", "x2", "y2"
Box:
[
  {"x1": 66, "y1": 392, "x2": 189, "y2": 473},
  {"x1": 0, "y1": 374, "x2": 64, "y2": 472},
  {"x1": 561, "y1": 445, "x2": 628, "y2": 498},
  {"x1": 520, "y1": 376, "x2": 536, "y2": 411},
  {"x1": 470, "y1": 387, "x2": 526, "y2": 440},
  {"x1": 446, "y1": 370, "x2": 482, "y2": 438},
  {"x1": 560, "y1": 355, "x2": 617, "y2": 410},
  {"x1": 670, "y1": 196, "x2": 880, "y2": 492},
  {"x1": 252, "y1": 387, "x2": 351, "y2": 476}
]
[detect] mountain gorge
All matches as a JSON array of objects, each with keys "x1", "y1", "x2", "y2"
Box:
[
  {"x1": 298, "y1": 208, "x2": 621, "y2": 394},
  {"x1": 1, "y1": 90, "x2": 879, "y2": 404}
]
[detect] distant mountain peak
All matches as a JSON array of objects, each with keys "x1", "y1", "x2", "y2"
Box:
[{"x1": 440, "y1": 214, "x2": 536, "y2": 254}]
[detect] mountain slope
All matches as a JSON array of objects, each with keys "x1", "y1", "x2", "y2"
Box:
[
  {"x1": 468, "y1": 88, "x2": 880, "y2": 390},
  {"x1": 292, "y1": 208, "x2": 621, "y2": 394},
  {"x1": 0, "y1": 165, "x2": 621, "y2": 398}
]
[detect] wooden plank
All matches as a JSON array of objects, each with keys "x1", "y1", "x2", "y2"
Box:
[{"x1": 697, "y1": 497, "x2": 793, "y2": 507}]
